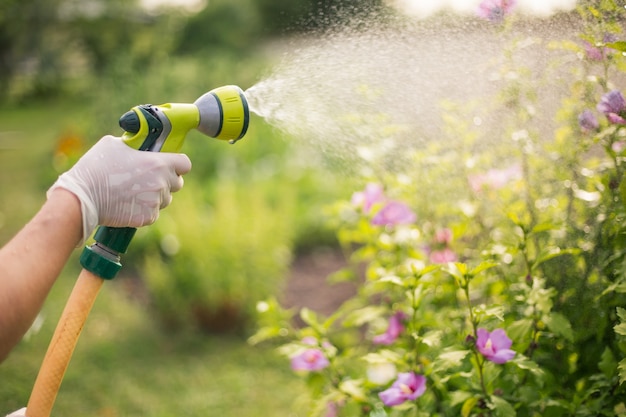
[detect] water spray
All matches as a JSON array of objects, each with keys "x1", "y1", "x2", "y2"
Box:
[{"x1": 25, "y1": 85, "x2": 250, "y2": 417}]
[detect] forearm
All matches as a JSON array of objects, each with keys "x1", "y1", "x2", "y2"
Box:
[{"x1": 0, "y1": 189, "x2": 82, "y2": 362}]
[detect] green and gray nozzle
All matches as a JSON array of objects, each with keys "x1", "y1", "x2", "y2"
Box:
[{"x1": 80, "y1": 85, "x2": 250, "y2": 279}]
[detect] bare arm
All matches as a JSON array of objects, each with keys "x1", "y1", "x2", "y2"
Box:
[
  {"x1": 0, "y1": 136, "x2": 191, "y2": 364},
  {"x1": 0, "y1": 189, "x2": 82, "y2": 362}
]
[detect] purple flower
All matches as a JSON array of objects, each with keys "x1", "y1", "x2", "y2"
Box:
[
  {"x1": 597, "y1": 90, "x2": 626, "y2": 125},
  {"x1": 371, "y1": 201, "x2": 416, "y2": 227},
  {"x1": 351, "y1": 183, "x2": 385, "y2": 214},
  {"x1": 379, "y1": 372, "x2": 427, "y2": 406},
  {"x1": 578, "y1": 109, "x2": 599, "y2": 132},
  {"x1": 476, "y1": 328, "x2": 516, "y2": 364},
  {"x1": 583, "y1": 34, "x2": 618, "y2": 61},
  {"x1": 373, "y1": 312, "x2": 407, "y2": 345},
  {"x1": 477, "y1": 0, "x2": 516, "y2": 23},
  {"x1": 290, "y1": 348, "x2": 329, "y2": 371}
]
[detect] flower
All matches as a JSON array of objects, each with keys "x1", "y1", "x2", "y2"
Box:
[
  {"x1": 597, "y1": 90, "x2": 626, "y2": 125},
  {"x1": 290, "y1": 337, "x2": 330, "y2": 371},
  {"x1": 476, "y1": 0, "x2": 516, "y2": 23},
  {"x1": 373, "y1": 312, "x2": 407, "y2": 345},
  {"x1": 578, "y1": 109, "x2": 599, "y2": 132},
  {"x1": 434, "y1": 228, "x2": 453, "y2": 245},
  {"x1": 476, "y1": 328, "x2": 516, "y2": 364},
  {"x1": 468, "y1": 164, "x2": 522, "y2": 193},
  {"x1": 290, "y1": 348, "x2": 330, "y2": 371},
  {"x1": 351, "y1": 183, "x2": 385, "y2": 213},
  {"x1": 582, "y1": 34, "x2": 617, "y2": 61},
  {"x1": 371, "y1": 201, "x2": 416, "y2": 227},
  {"x1": 429, "y1": 248, "x2": 458, "y2": 264},
  {"x1": 379, "y1": 372, "x2": 427, "y2": 406}
]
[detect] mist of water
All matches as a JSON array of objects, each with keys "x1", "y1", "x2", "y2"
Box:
[{"x1": 245, "y1": 11, "x2": 577, "y2": 174}]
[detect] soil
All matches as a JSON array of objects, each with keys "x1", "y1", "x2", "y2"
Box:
[{"x1": 280, "y1": 248, "x2": 358, "y2": 319}]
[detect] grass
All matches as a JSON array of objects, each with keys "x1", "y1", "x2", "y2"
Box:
[
  {"x1": 0, "y1": 274, "x2": 308, "y2": 416},
  {"x1": 0, "y1": 97, "x2": 311, "y2": 416}
]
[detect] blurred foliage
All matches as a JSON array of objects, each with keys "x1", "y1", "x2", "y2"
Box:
[{"x1": 0, "y1": 0, "x2": 388, "y2": 103}]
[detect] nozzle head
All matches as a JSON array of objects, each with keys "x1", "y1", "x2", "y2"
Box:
[{"x1": 194, "y1": 85, "x2": 249, "y2": 142}]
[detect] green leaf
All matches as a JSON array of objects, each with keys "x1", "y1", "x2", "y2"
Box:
[
  {"x1": 533, "y1": 247, "x2": 580, "y2": 269},
  {"x1": 340, "y1": 379, "x2": 368, "y2": 402},
  {"x1": 300, "y1": 308, "x2": 322, "y2": 330},
  {"x1": 461, "y1": 397, "x2": 478, "y2": 417},
  {"x1": 544, "y1": 312, "x2": 574, "y2": 342},
  {"x1": 489, "y1": 395, "x2": 516, "y2": 417},
  {"x1": 615, "y1": 322, "x2": 626, "y2": 337},
  {"x1": 599, "y1": 347, "x2": 617, "y2": 379},
  {"x1": 599, "y1": 280, "x2": 626, "y2": 298},
  {"x1": 619, "y1": 358, "x2": 626, "y2": 385},
  {"x1": 607, "y1": 41, "x2": 626, "y2": 52},
  {"x1": 433, "y1": 349, "x2": 470, "y2": 371},
  {"x1": 473, "y1": 304, "x2": 505, "y2": 322},
  {"x1": 470, "y1": 261, "x2": 499, "y2": 276},
  {"x1": 507, "y1": 318, "x2": 534, "y2": 343},
  {"x1": 443, "y1": 262, "x2": 468, "y2": 283},
  {"x1": 379, "y1": 275, "x2": 405, "y2": 286},
  {"x1": 618, "y1": 307, "x2": 626, "y2": 322},
  {"x1": 343, "y1": 306, "x2": 386, "y2": 327},
  {"x1": 247, "y1": 326, "x2": 285, "y2": 345},
  {"x1": 530, "y1": 222, "x2": 558, "y2": 234},
  {"x1": 370, "y1": 408, "x2": 388, "y2": 417},
  {"x1": 510, "y1": 354, "x2": 544, "y2": 377},
  {"x1": 362, "y1": 349, "x2": 402, "y2": 364}
]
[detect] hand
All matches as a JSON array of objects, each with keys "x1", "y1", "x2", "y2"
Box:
[
  {"x1": 48, "y1": 135, "x2": 192, "y2": 244},
  {"x1": 5, "y1": 408, "x2": 26, "y2": 417}
]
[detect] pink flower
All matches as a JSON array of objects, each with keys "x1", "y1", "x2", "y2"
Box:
[
  {"x1": 373, "y1": 312, "x2": 407, "y2": 345},
  {"x1": 477, "y1": 0, "x2": 516, "y2": 22},
  {"x1": 371, "y1": 201, "x2": 416, "y2": 227},
  {"x1": 613, "y1": 140, "x2": 626, "y2": 153},
  {"x1": 434, "y1": 228, "x2": 453, "y2": 245},
  {"x1": 429, "y1": 248, "x2": 458, "y2": 264},
  {"x1": 351, "y1": 183, "x2": 385, "y2": 213},
  {"x1": 597, "y1": 90, "x2": 626, "y2": 125},
  {"x1": 476, "y1": 328, "x2": 516, "y2": 364},
  {"x1": 379, "y1": 372, "x2": 427, "y2": 406},
  {"x1": 290, "y1": 348, "x2": 329, "y2": 371},
  {"x1": 468, "y1": 164, "x2": 522, "y2": 193},
  {"x1": 290, "y1": 337, "x2": 330, "y2": 371}
]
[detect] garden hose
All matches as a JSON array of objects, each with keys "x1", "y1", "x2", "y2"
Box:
[{"x1": 25, "y1": 85, "x2": 250, "y2": 417}]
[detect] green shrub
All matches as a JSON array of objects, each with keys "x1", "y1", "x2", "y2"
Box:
[{"x1": 137, "y1": 173, "x2": 296, "y2": 333}]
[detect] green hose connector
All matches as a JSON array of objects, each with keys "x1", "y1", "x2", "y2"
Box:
[{"x1": 79, "y1": 227, "x2": 136, "y2": 280}]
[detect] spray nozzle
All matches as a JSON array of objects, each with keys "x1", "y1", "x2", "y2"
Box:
[{"x1": 119, "y1": 85, "x2": 250, "y2": 153}]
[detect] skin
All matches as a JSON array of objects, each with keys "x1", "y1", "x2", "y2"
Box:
[{"x1": 0, "y1": 189, "x2": 82, "y2": 362}]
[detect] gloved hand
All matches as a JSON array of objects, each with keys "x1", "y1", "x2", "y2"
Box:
[
  {"x1": 5, "y1": 407, "x2": 26, "y2": 416},
  {"x1": 47, "y1": 135, "x2": 192, "y2": 245}
]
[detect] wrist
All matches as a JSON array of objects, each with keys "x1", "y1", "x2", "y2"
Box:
[{"x1": 44, "y1": 188, "x2": 84, "y2": 246}]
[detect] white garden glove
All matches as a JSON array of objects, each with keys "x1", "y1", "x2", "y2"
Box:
[
  {"x1": 47, "y1": 135, "x2": 192, "y2": 245},
  {"x1": 5, "y1": 407, "x2": 26, "y2": 416}
]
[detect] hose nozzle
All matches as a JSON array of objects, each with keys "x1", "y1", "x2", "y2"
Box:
[
  {"x1": 195, "y1": 85, "x2": 250, "y2": 143},
  {"x1": 119, "y1": 85, "x2": 250, "y2": 153}
]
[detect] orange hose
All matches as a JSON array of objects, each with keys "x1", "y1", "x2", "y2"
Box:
[{"x1": 26, "y1": 269, "x2": 104, "y2": 417}]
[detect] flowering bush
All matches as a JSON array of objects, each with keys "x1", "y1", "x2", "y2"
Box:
[{"x1": 252, "y1": 1, "x2": 626, "y2": 416}]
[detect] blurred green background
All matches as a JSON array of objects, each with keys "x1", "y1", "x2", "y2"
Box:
[{"x1": 0, "y1": 0, "x2": 370, "y2": 414}]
